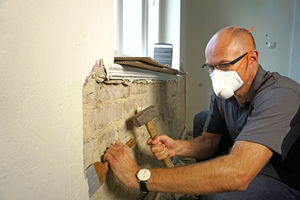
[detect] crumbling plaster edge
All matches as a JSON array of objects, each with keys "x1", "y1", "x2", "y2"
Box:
[{"x1": 83, "y1": 59, "x2": 182, "y2": 88}]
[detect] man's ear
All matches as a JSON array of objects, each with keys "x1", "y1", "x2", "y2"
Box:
[{"x1": 249, "y1": 50, "x2": 259, "y2": 68}]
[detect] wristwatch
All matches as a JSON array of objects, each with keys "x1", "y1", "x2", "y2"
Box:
[{"x1": 136, "y1": 168, "x2": 151, "y2": 194}]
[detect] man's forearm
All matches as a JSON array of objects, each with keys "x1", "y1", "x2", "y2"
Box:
[
  {"x1": 146, "y1": 155, "x2": 243, "y2": 195},
  {"x1": 143, "y1": 141, "x2": 272, "y2": 195},
  {"x1": 175, "y1": 134, "x2": 218, "y2": 159}
]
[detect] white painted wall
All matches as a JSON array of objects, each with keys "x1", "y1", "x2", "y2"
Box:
[
  {"x1": 290, "y1": 0, "x2": 300, "y2": 84},
  {"x1": 0, "y1": 0, "x2": 114, "y2": 199},
  {"x1": 181, "y1": 0, "x2": 296, "y2": 131},
  {"x1": 159, "y1": 0, "x2": 181, "y2": 70}
]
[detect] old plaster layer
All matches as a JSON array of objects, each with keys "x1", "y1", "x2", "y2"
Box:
[{"x1": 82, "y1": 60, "x2": 186, "y2": 200}]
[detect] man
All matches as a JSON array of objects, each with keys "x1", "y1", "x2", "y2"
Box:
[{"x1": 104, "y1": 26, "x2": 300, "y2": 199}]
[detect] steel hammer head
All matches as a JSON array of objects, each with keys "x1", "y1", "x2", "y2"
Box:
[{"x1": 131, "y1": 105, "x2": 159, "y2": 127}]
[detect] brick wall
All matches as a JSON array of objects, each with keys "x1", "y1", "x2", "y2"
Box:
[{"x1": 82, "y1": 62, "x2": 186, "y2": 199}]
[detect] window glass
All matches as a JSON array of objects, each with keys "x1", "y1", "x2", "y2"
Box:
[
  {"x1": 114, "y1": 0, "x2": 159, "y2": 57},
  {"x1": 123, "y1": 0, "x2": 142, "y2": 56},
  {"x1": 114, "y1": 0, "x2": 118, "y2": 51},
  {"x1": 148, "y1": 0, "x2": 159, "y2": 58}
]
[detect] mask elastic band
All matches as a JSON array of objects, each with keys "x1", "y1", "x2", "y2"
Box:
[{"x1": 235, "y1": 27, "x2": 254, "y2": 82}]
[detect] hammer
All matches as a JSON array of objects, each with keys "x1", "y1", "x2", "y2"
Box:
[{"x1": 131, "y1": 105, "x2": 174, "y2": 168}]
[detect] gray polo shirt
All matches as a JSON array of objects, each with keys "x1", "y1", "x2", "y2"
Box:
[{"x1": 204, "y1": 65, "x2": 300, "y2": 191}]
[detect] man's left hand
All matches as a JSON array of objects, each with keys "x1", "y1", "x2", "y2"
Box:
[{"x1": 103, "y1": 141, "x2": 140, "y2": 189}]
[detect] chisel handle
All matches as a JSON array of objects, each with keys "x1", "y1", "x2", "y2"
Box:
[
  {"x1": 96, "y1": 138, "x2": 135, "y2": 184},
  {"x1": 126, "y1": 138, "x2": 135, "y2": 148},
  {"x1": 145, "y1": 120, "x2": 174, "y2": 168}
]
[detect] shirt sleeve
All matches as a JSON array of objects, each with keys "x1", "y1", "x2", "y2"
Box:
[{"x1": 236, "y1": 87, "x2": 300, "y2": 157}]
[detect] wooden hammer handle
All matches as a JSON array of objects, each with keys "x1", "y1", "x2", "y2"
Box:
[{"x1": 145, "y1": 121, "x2": 174, "y2": 168}]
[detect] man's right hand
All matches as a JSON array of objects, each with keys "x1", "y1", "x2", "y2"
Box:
[{"x1": 147, "y1": 135, "x2": 177, "y2": 160}]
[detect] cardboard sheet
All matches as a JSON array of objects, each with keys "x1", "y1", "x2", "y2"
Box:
[{"x1": 114, "y1": 57, "x2": 184, "y2": 75}]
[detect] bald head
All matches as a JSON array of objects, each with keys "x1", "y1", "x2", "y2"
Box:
[
  {"x1": 226, "y1": 27, "x2": 256, "y2": 50},
  {"x1": 205, "y1": 26, "x2": 256, "y2": 65}
]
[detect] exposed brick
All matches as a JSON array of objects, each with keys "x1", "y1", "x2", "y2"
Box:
[
  {"x1": 83, "y1": 65, "x2": 187, "y2": 200},
  {"x1": 98, "y1": 129, "x2": 115, "y2": 145},
  {"x1": 82, "y1": 77, "x2": 97, "y2": 106},
  {"x1": 93, "y1": 103, "x2": 122, "y2": 129},
  {"x1": 83, "y1": 92, "x2": 95, "y2": 105},
  {"x1": 98, "y1": 84, "x2": 130, "y2": 102},
  {"x1": 120, "y1": 86, "x2": 130, "y2": 98},
  {"x1": 117, "y1": 120, "x2": 132, "y2": 136},
  {"x1": 83, "y1": 139, "x2": 97, "y2": 169},
  {"x1": 123, "y1": 97, "x2": 144, "y2": 119},
  {"x1": 130, "y1": 83, "x2": 148, "y2": 95}
]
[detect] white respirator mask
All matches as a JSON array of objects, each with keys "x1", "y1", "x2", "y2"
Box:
[{"x1": 210, "y1": 70, "x2": 244, "y2": 99}]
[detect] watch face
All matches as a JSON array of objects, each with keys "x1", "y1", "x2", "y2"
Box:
[{"x1": 137, "y1": 169, "x2": 151, "y2": 181}]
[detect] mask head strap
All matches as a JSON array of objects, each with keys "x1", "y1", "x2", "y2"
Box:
[{"x1": 235, "y1": 27, "x2": 254, "y2": 82}]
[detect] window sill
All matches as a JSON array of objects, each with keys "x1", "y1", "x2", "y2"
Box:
[
  {"x1": 106, "y1": 63, "x2": 181, "y2": 81},
  {"x1": 104, "y1": 57, "x2": 184, "y2": 81}
]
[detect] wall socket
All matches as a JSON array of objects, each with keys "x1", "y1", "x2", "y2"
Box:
[{"x1": 267, "y1": 42, "x2": 276, "y2": 49}]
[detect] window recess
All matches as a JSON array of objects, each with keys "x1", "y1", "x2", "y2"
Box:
[{"x1": 112, "y1": 0, "x2": 183, "y2": 80}]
